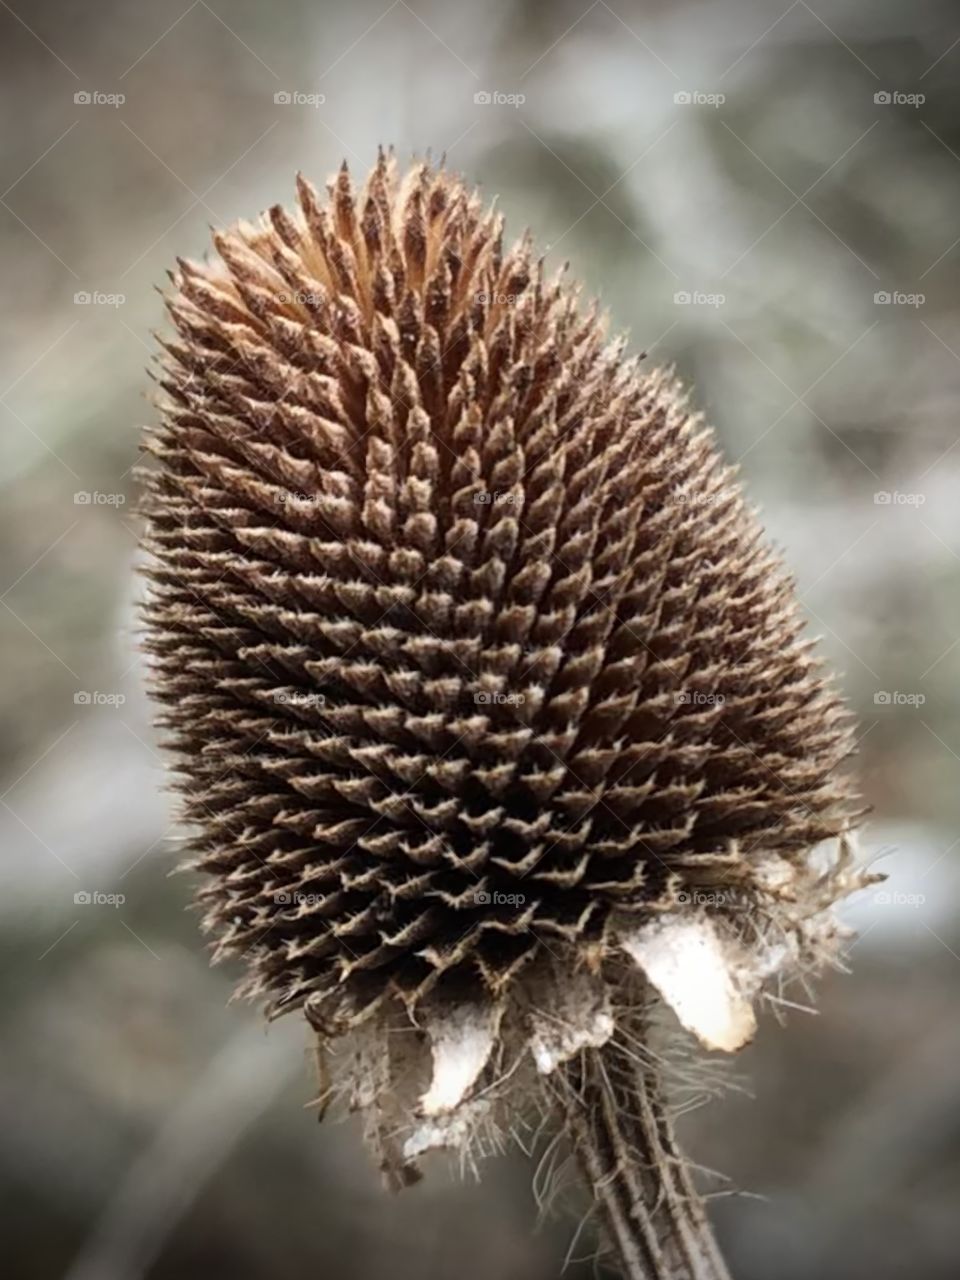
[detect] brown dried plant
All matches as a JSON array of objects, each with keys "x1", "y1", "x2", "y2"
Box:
[{"x1": 140, "y1": 151, "x2": 869, "y2": 1280}]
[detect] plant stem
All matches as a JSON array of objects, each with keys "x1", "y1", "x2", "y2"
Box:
[{"x1": 552, "y1": 1043, "x2": 732, "y2": 1280}]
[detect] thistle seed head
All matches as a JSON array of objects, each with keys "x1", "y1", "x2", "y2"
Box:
[{"x1": 141, "y1": 152, "x2": 866, "y2": 1177}]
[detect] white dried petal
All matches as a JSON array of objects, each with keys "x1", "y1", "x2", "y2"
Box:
[
  {"x1": 404, "y1": 1099, "x2": 490, "y2": 1160},
  {"x1": 620, "y1": 915, "x2": 757, "y2": 1053},
  {"x1": 529, "y1": 968, "x2": 615, "y2": 1074},
  {"x1": 419, "y1": 1001, "x2": 500, "y2": 1115}
]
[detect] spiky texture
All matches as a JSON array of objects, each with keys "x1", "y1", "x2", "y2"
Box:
[{"x1": 140, "y1": 157, "x2": 862, "y2": 1185}]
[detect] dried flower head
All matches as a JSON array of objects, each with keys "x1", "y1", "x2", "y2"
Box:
[{"x1": 141, "y1": 152, "x2": 868, "y2": 1274}]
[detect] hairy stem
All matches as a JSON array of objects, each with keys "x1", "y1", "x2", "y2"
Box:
[{"x1": 552, "y1": 1043, "x2": 732, "y2": 1280}]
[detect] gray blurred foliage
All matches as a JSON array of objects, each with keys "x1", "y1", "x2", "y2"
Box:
[{"x1": 1, "y1": 0, "x2": 959, "y2": 1277}]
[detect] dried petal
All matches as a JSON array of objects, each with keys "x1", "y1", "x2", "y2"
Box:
[{"x1": 620, "y1": 916, "x2": 757, "y2": 1053}]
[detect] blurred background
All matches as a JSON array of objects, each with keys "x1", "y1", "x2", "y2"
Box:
[{"x1": 2, "y1": 0, "x2": 958, "y2": 1277}]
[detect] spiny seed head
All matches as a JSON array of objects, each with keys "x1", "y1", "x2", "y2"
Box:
[{"x1": 140, "y1": 153, "x2": 865, "y2": 1173}]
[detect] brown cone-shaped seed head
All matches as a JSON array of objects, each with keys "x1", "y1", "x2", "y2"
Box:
[{"x1": 140, "y1": 153, "x2": 857, "y2": 1038}]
